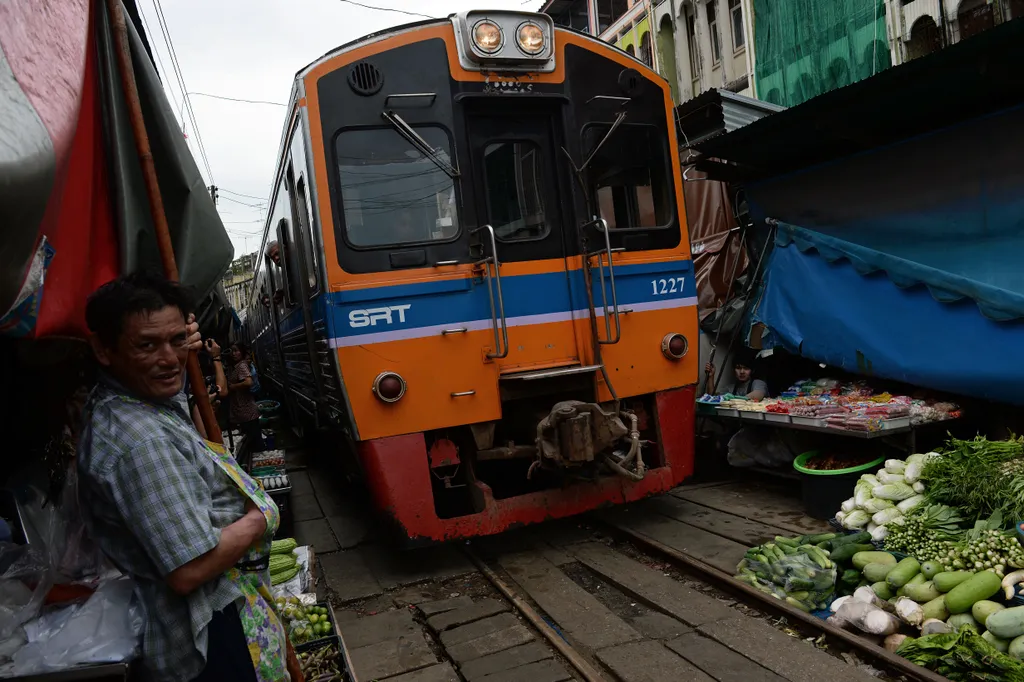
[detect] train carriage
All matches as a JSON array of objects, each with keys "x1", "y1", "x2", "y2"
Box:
[{"x1": 246, "y1": 9, "x2": 699, "y2": 543}]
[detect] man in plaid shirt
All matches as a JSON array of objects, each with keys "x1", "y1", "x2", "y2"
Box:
[{"x1": 78, "y1": 274, "x2": 267, "y2": 682}]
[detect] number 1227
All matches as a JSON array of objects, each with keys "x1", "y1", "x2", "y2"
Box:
[{"x1": 652, "y1": 278, "x2": 685, "y2": 295}]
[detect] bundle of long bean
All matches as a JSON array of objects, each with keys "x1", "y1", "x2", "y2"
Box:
[{"x1": 921, "y1": 436, "x2": 1024, "y2": 523}]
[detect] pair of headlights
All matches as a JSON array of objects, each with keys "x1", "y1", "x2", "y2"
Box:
[{"x1": 472, "y1": 19, "x2": 545, "y2": 56}]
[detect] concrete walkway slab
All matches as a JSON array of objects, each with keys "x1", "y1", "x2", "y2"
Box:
[
  {"x1": 667, "y1": 632, "x2": 786, "y2": 682},
  {"x1": 447, "y1": 625, "x2": 536, "y2": 664},
  {"x1": 386, "y1": 663, "x2": 460, "y2": 682},
  {"x1": 427, "y1": 598, "x2": 508, "y2": 632},
  {"x1": 348, "y1": 633, "x2": 437, "y2": 681},
  {"x1": 458, "y1": 642, "x2": 554, "y2": 681},
  {"x1": 475, "y1": 659, "x2": 572, "y2": 682},
  {"x1": 597, "y1": 640, "x2": 715, "y2": 682},
  {"x1": 319, "y1": 549, "x2": 382, "y2": 603},
  {"x1": 339, "y1": 608, "x2": 419, "y2": 650}
]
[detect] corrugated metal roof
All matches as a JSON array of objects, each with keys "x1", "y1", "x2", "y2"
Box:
[{"x1": 675, "y1": 88, "x2": 785, "y2": 149}]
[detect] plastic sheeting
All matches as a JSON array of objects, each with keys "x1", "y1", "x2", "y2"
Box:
[
  {"x1": 684, "y1": 179, "x2": 747, "y2": 319},
  {"x1": 753, "y1": 0, "x2": 890, "y2": 108},
  {"x1": 750, "y1": 101, "x2": 1024, "y2": 404},
  {"x1": 757, "y1": 241, "x2": 1024, "y2": 404},
  {"x1": 0, "y1": 0, "x2": 232, "y2": 338}
]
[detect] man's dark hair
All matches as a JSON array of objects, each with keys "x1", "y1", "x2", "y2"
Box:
[{"x1": 85, "y1": 272, "x2": 194, "y2": 347}]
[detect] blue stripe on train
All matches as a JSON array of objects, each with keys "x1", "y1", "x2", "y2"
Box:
[{"x1": 323, "y1": 259, "x2": 694, "y2": 340}]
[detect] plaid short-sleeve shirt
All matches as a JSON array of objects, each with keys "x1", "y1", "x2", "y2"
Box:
[{"x1": 77, "y1": 376, "x2": 247, "y2": 682}]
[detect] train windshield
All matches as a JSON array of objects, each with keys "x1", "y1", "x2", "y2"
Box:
[
  {"x1": 483, "y1": 141, "x2": 549, "y2": 241},
  {"x1": 584, "y1": 123, "x2": 673, "y2": 230},
  {"x1": 336, "y1": 126, "x2": 459, "y2": 247}
]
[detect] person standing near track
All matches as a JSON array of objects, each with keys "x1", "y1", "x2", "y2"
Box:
[{"x1": 209, "y1": 340, "x2": 263, "y2": 453}]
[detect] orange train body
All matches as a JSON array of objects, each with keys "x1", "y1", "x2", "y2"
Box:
[{"x1": 246, "y1": 12, "x2": 698, "y2": 542}]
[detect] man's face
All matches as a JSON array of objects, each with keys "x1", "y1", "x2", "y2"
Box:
[
  {"x1": 268, "y1": 244, "x2": 281, "y2": 266},
  {"x1": 734, "y1": 364, "x2": 752, "y2": 383},
  {"x1": 92, "y1": 306, "x2": 189, "y2": 400}
]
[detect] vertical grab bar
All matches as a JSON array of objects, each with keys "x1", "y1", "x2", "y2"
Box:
[
  {"x1": 472, "y1": 225, "x2": 509, "y2": 359},
  {"x1": 587, "y1": 219, "x2": 622, "y2": 345}
]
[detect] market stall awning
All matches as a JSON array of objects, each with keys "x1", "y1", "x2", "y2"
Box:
[
  {"x1": 750, "y1": 96, "x2": 1024, "y2": 404},
  {"x1": 692, "y1": 17, "x2": 1024, "y2": 183},
  {"x1": 0, "y1": 0, "x2": 233, "y2": 339}
]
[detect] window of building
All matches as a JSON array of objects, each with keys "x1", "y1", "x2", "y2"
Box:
[
  {"x1": 483, "y1": 141, "x2": 548, "y2": 242},
  {"x1": 335, "y1": 126, "x2": 458, "y2": 248},
  {"x1": 707, "y1": 1, "x2": 722, "y2": 64},
  {"x1": 639, "y1": 31, "x2": 653, "y2": 67},
  {"x1": 686, "y1": 10, "x2": 699, "y2": 74},
  {"x1": 597, "y1": 0, "x2": 629, "y2": 34},
  {"x1": 729, "y1": 0, "x2": 745, "y2": 50},
  {"x1": 583, "y1": 123, "x2": 673, "y2": 231}
]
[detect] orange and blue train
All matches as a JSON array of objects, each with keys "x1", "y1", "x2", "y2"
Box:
[{"x1": 244, "y1": 9, "x2": 699, "y2": 543}]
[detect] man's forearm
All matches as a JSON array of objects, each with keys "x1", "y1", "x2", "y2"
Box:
[{"x1": 167, "y1": 509, "x2": 265, "y2": 595}]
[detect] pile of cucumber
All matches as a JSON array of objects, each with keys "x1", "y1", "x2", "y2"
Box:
[
  {"x1": 735, "y1": 532, "x2": 849, "y2": 612},
  {"x1": 851, "y1": 550, "x2": 1024, "y2": 645}
]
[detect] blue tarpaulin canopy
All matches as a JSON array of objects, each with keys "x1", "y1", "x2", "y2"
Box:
[{"x1": 749, "y1": 101, "x2": 1024, "y2": 404}]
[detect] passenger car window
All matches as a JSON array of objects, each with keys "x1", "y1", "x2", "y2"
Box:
[
  {"x1": 335, "y1": 127, "x2": 458, "y2": 248},
  {"x1": 484, "y1": 141, "x2": 549, "y2": 242},
  {"x1": 584, "y1": 123, "x2": 673, "y2": 230}
]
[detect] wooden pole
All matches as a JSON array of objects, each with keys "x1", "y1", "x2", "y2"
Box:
[{"x1": 105, "y1": 0, "x2": 221, "y2": 443}]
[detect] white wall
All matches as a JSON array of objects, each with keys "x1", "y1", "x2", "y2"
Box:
[{"x1": 668, "y1": 0, "x2": 754, "y2": 102}]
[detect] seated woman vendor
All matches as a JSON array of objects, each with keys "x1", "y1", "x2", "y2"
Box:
[{"x1": 705, "y1": 350, "x2": 768, "y2": 401}]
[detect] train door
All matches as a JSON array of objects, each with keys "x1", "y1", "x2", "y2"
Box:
[{"x1": 465, "y1": 101, "x2": 583, "y2": 373}]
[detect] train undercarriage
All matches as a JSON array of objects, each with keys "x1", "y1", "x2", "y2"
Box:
[{"x1": 355, "y1": 384, "x2": 695, "y2": 543}]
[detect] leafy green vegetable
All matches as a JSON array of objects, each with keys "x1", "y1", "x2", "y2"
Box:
[
  {"x1": 897, "y1": 627, "x2": 1024, "y2": 681},
  {"x1": 922, "y1": 435, "x2": 1024, "y2": 522}
]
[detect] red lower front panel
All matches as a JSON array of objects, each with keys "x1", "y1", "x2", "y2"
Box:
[{"x1": 356, "y1": 386, "x2": 696, "y2": 542}]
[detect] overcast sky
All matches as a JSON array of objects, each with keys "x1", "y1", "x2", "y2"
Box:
[{"x1": 139, "y1": 0, "x2": 544, "y2": 257}]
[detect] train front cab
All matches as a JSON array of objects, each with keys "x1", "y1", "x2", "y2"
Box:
[{"x1": 303, "y1": 11, "x2": 699, "y2": 542}]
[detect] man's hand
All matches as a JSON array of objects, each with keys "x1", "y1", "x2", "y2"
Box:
[
  {"x1": 205, "y1": 338, "x2": 221, "y2": 359},
  {"x1": 185, "y1": 314, "x2": 202, "y2": 352},
  {"x1": 704, "y1": 362, "x2": 715, "y2": 375}
]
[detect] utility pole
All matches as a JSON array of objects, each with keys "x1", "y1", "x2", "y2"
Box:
[{"x1": 208, "y1": 185, "x2": 218, "y2": 206}]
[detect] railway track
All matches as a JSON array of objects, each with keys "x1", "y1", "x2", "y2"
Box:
[{"x1": 329, "y1": 511, "x2": 939, "y2": 682}]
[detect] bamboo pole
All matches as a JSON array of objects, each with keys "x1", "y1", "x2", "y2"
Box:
[{"x1": 104, "y1": 0, "x2": 221, "y2": 443}]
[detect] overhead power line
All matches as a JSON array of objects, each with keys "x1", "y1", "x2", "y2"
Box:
[
  {"x1": 147, "y1": 0, "x2": 216, "y2": 182},
  {"x1": 220, "y1": 195, "x2": 267, "y2": 209},
  {"x1": 221, "y1": 188, "x2": 268, "y2": 201},
  {"x1": 336, "y1": 0, "x2": 434, "y2": 20},
  {"x1": 187, "y1": 92, "x2": 288, "y2": 107}
]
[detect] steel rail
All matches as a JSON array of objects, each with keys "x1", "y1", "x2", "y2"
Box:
[{"x1": 599, "y1": 520, "x2": 949, "y2": 682}]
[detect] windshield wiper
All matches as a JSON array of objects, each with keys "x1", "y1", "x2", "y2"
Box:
[
  {"x1": 579, "y1": 110, "x2": 627, "y2": 173},
  {"x1": 381, "y1": 110, "x2": 460, "y2": 178}
]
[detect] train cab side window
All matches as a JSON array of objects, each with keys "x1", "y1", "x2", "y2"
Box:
[
  {"x1": 276, "y1": 218, "x2": 303, "y2": 306},
  {"x1": 295, "y1": 176, "x2": 318, "y2": 293},
  {"x1": 335, "y1": 127, "x2": 459, "y2": 248},
  {"x1": 583, "y1": 123, "x2": 673, "y2": 231},
  {"x1": 483, "y1": 141, "x2": 549, "y2": 242}
]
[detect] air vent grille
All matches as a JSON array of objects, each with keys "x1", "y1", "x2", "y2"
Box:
[{"x1": 348, "y1": 61, "x2": 383, "y2": 96}]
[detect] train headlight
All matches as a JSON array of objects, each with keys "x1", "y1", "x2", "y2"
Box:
[
  {"x1": 516, "y1": 22, "x2": 545, "y2": 55},
  {"x1": 453, "y1": 11, "x2": 556, "y2": 73},
  {"x1": 661, "y1": 333, "x2": 689, "y2": 361},
  {"x1": 373, "y1": 371, "x2": 407, "y2": 403},
  {"x1": 472, "y1": 20, "x2": 503, "y2": 54}
]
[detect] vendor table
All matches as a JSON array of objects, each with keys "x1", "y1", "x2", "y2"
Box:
[
  {"x1": 706, "y1": 413, "x2": 957, "y2": 455},
  {"x1": 11, "y1": 663, "x2": 130, "y2": 681}
]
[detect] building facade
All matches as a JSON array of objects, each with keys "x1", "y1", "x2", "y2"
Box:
[
  {"x1": 542, "y1": 0, "x2": 756, "y2": 103},
  {"x1": 543, "y1": 0, "x2": 1020, "y2": 108},
  {"x1": 886, "y1": 0, "x2": 1024, "y2": 64}
]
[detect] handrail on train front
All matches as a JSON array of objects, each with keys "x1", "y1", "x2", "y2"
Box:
[
  {"x1": 472, "y1": 224, "x2": 509, "y2": 359},
  {"x1": 585, "y1": 218, "x2": 622, "y2": 345}
]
